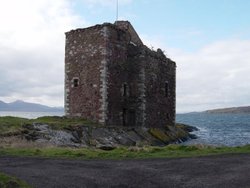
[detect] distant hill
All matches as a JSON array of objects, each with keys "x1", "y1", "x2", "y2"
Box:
[
  {"x1": 205, "y1": 106, "x2": 250, "y2": 114},
  {"x1": 0, "y1": 100, "x2": 64, "y2": 112}
]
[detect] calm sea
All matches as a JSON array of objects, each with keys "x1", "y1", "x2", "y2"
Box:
[
  {"x1": 1, "y1": 111, "x2": 249, "y2": 146},
  {"x1": 0, "y1": 111, "x2": 64, "y2": 119},
  {"x1": 177, "y1": 113, "x2": 250, "y2": 146}
]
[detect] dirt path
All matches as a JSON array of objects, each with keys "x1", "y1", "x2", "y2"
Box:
[{"x1": 0, "y1": 154, "x2": 250, "y2": 188}]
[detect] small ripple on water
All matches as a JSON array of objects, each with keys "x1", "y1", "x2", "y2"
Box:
[{"x1": 177, "y1": 113, "x2": 250, "y2": 146}]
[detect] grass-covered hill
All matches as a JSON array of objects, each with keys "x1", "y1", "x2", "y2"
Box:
[{"x1": 205, "y1": 106, "x2": 250, "y2": 114}]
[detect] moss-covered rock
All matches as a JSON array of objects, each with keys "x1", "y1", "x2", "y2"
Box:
[
  {"x1": 148, "y1": 128, "x2": 171, "y2": 143},
  {"x1": 148, "y1": 124, "x2": 197, "y2": 145}
]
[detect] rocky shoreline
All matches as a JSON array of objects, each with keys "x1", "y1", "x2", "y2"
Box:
[{"x1": 17, "y1": 123, "x2": 198, "y2": 150}]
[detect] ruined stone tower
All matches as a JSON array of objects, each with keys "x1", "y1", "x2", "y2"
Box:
[{"x1": 65, "y1": 21, "x2": 176, "y2": 127}]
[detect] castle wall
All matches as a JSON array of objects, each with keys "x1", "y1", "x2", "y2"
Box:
[
  {"x1": 65, "y1": 25, "x2": 109, "y2": 122},
  {"x1": 65, "y1": 21, "x2": 176, "y2": 127},
  {"x1": 104, "y1": 27, "x2": 144, "y2": 126},
  {"x1": 143, "y1": 49, "x2": 176, "y2": 127},
  {"x1": 115, "y1": 21, "x2": 143, "y2": 46},
  {"x1": 124, "y1": 45, "x2": 176, "y2": 127},
  {"x1": 105, "y1": 39, "x2": 176, "y2": 127}
]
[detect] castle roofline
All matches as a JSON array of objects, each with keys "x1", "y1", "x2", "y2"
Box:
[
  {"x1": 65, "y1": 22, "x2": 114, "y2": 34},
  {"x1": 65, "y1": 21, "x2": 143, "y2": 46},
  {"x1": 114, "y1": 21, "x2": 143, "y2": 46}
]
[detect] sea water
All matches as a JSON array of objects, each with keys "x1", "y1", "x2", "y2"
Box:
[
  {"x1": 0, "y1": 111, "x2": 64, "y2": 119},
  {"x1": 177, "y1": 113, "x2": 250, "y2": 146}
]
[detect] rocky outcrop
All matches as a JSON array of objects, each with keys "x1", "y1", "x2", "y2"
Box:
[{"x1": 21, "y1": 123, "x2": 197, "y2": 149}]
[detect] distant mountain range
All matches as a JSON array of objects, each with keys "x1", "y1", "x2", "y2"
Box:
[
  {"x1": 0, "y1": 100, "x2": 64, "y2": 112},
  {"x1": 205, "y1": 106, "x2": 250, "y2": 114}
]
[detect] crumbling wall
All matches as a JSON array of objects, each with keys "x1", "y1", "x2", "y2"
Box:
[
  {"x1": 142, "y1": 48, "x2": 176, "y2": 127},
  {"x1": 115, "y1": 21, "x2": 143, "y2": 46},
  {"x1": 105, "y1": 27, "x2": 144, "y2": 126},
  {"x1": 65, "y1": 21, "x2": 176, "y2": 127},
  {"x1": 125, "y1": 45, "x2": 176, "y2": 127}
]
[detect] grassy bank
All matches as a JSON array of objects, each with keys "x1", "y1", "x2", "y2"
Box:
[
  {"x1": 0, "y1": 116, "x2": 93, "y2": 136},
  {"x1": 1, "y1": 145, "x2": 250, "y2": 160},
  {"x1": 0, "y1": 172, "x2": 31, "y2": 188},
  {"x1": 2, "y1": 116, "x2": 249, "y2": 160},
  {"x1": 0, "y1": 116, "x2": 196, "y2": 148}
]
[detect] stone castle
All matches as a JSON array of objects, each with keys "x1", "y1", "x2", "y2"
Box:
[{"x1": 65, "y1": 21, "x2": 176, "y2": 127}]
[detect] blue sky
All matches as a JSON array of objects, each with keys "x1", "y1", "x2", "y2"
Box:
[
  {"x1": 74, "y1": 0, "x2": 250, "y2": 51},
  {"x1": 0, "y1": 0, "x2": 250, "y2": 113}
]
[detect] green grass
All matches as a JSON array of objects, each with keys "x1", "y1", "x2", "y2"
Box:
[
  {"x1": 0, "y1": 116, "x2": 95, "y2": 136},
  {"x1": 33, "y1": 116, "x2": 96, "y2": 129},
  {"x1": 0, "y1": 145, "x2": 250, "y2": 160},
  {"x1": 0, "y1": 172, "x2": 31, "y2": 188},
  {"x1": 0, "y1": 116, "x2": 29, "y2": 136}
]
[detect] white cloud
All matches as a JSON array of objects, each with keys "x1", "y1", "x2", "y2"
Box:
[
  {"x1": 141, "y1": 35, "x2": 250, "y2": 113},
  {"x1": 0, "y1": 0, "x2": 86, "y2": 107},
  {"x1": 175, "y1": 39, "x2": 250, "y2": 113}
]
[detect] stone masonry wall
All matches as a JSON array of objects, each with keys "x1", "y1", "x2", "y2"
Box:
[
  {"x1": 104, "y1": 26, "x2": 145, "y2": 126},
  {"x1": 143, "y1": 48, "x2": 176, "y2": 127},
  {"x1": 125, "y1": 45, "x2": 176, "y2": 127},
  {"x1": 115, "y1": 21, "x2": 143, "y2": 46},
  {"x1": 65, "y1": 21, "x2": 176, "y2": 127},
  {"x1": 65, "y1": 25, "x2": 110, "y2": 122}
]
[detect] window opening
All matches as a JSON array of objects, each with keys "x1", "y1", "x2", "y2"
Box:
[
  {"x1": 122, "y1": 108, "x2": 127, "y2": 126},
  {"x1": 123, "y1": 83, "x2": 127, "y2": 97},
  {"x1": 167, "y1": 113, "x2": 170, "y2": 120},
  {"x1": 165, "y1": 81, "x2": 169, "y2": 97},
  {"x1": 128, "y1": 110, "x2": 136, "y2": 126},
  {"x1": 117, "y1": 32, "x2": 121, "y2": 41},
  {"x1": 73, "y1": 78, "x2": 79, "y2": 87}
]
